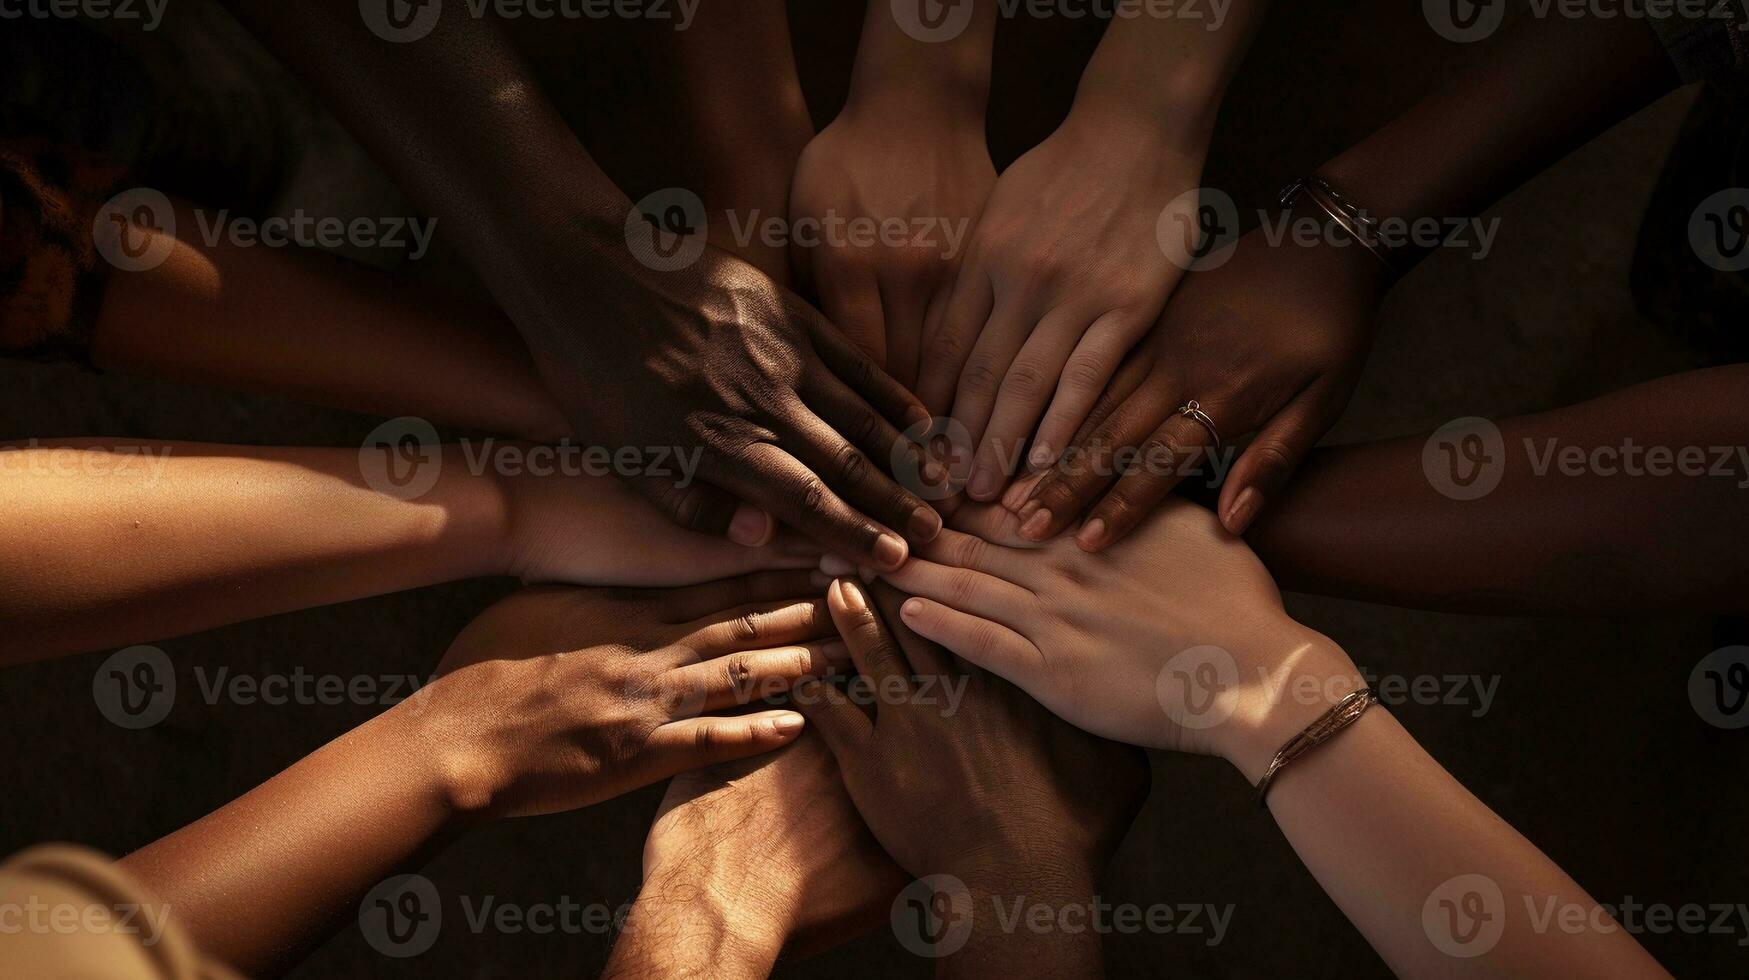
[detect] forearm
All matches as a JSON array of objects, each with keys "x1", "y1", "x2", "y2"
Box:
[
  {"x1": 605, "y1": 863, "x2": 788, "y2": 980},
  {"x1": 0, "y1": 440, "x2": 509, "y2": 661},
  {"x1": 1249, "y1": 365, "x2": 1749, "y2": 615},
  {"x1": 118, "y1": 704, "x2": 473, "y2": 976},
  {"x1": 845, "y1": 0, "x2": 997, "y2": 123},
  {"x1": 1069, "y1": 0, "x2": 1268, "y2": 139},
  {"x1": 940, "y1": 872, "x2": 1103, "y2": 980},
  {"x1": 1257, "y1": 707, "x2": 1666, "y2": 977},
  {"x1": 1319, "y1": 13, "x2": 1676, "y2": 262}
]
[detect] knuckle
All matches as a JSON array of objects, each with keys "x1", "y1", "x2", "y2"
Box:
[
  {"x1": 1247, "y1": 441, "x2": 1296, "y2": 475},
  {"x1": 958, "y1": 357, "x2": 1002, "y2": 397},
  {"x1": 1060, "y1": 355, "x2": 1107, "y2": 394},
  {"x1": 1002, "y1": 361, "x2": 1048, "y2": 400},
  {"x1": 792, "y1": 476, "x2": 830, "y2": 518},
  {"x1": 732, "y1": 612, "x2": 762, "y2": 643},
  {"x1": 833, "y1": 442, "x2": 870, "y2": 485}
]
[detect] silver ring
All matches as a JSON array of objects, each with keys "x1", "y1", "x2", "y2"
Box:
[{"x1": 1177, "y1": 400, "x2": 1221, "y2": 452}]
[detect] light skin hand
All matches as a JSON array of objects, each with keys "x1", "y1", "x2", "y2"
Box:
[
  {"x1": 794, "y1": 578, "x2": 1148, "y2": 977},
  {"x1": 1016, "y1": 218, "x2": 1389, "y2": 551}
]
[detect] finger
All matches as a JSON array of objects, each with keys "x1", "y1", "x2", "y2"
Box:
[
  {"x1": 1000, "y1": 470, "x2": 1048, "y2": 514},
  {"x1": 878, "y1": 554, "x2": 1034, "y2": 629},
  {"x1": 627, "y1": 472, "x2": 749, "y2": 541},
  {"x1": 828, "y1": 577, "x2": 915, "y2": 695},
  {"x1": 913, "y1": 527, "x2": 1038, "y2": 582},
  {"x1": 896, "y1": 596, "x2": 1043, "y2": 690},
  {"x1": 868, "y1": 580, "x2": 951, "y2": 679},
  {"x1": 643, "y1": 710, "x2": 807, "y2": 776},
  {"x1": 806, "y1": 308, "x2": 930, "y2": 432},
  {"x1": 790, "y1": 676, "x2": 873, "y2": 756},
  {"x1": 713, "y1": 443, "x2": 911, "y2": 571},
  {"x1": 680, "y1": 599, "x2": 836, "y2": 655},
  {"x1": 817, "y1": 271, "x2": 887, "y2": 367},
  {"x1": 1017, "y1": 381, "x2": 1173, "y2": 542},
  {"x1": 967, "y1": 306, "x2": 1088, "y2": 500},
  {"x1": 1031, "y1": 310, "x2": 1149, "y2": 472},
  {"x1": 797, "y1": 382, "x2": 943, "y2": 545},
  {"x1": 655, "y1": 569, "x2": 824, "y2": 622},
  {"x1": 663, "y1": 640, "x2": 851, "y2": 715},
  {"x1": 948, "y1": 296, "x2": 1034, "y2": 463},
  {"x1": 915, "y1": 269, "x2": 994, "y2": 416},
  {"x1": 1219, "y1": 383, "x2": 1333, "y2": 536},
  {"x1": 1079, "y1": 407, "x2": 1223, "y2": 552}
]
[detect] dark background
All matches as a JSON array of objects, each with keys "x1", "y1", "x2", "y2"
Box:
[{"x1": 2, "y1": 1, "x2": 1745, "y2": 976}]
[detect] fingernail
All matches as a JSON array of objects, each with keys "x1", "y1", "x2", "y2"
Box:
[
  {"x1": 1075, "y1": 518, "x2": 1107, "y2": 551},
  {"x1": 908, "y1": 505, "x2": 943, "y2": 542},
  {"x1": 923, "y1": 457, "x2": 948, "y2": 485},
  {"x1": 1020, "y1": 508, "x2": 1052, "y2": 540},
  {"x1": 727, "y1": 505, "x2": 769, "y2": 546},
  {"x1": 1227, "y1": 487, "x2": 1263, "y2": 535},
  {"x1": 1029, "y1": 444, "x2": 1053, "y2": 468},
  {"x1": 773, "y1": 713, "x2": 806, "y2": 734},
  {"x1": 839, "y1": 577, "x2": 869, "y2": 612},
  {"x1": 872, "y1": 533, "x2": 907, "y2": 570},
  {"x1": 967, "y1": 465, "x2": 1000, "y2": 500},
  {"x1": 904, "y1": 405, "x2": 933, "y2": 430},
  {"x1": 901, "y1": 598, "x2": 926, "y2": 621}
]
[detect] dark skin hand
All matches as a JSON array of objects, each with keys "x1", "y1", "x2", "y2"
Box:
[
  {"x1": 222, "y1": 0, "x2": 939, "y2": 569},
  {"x1": 796, "y1": 578, "x2": 1149, "y2": 978}
]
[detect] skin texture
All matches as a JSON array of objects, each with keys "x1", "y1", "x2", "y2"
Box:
[
  {"x1": 1018, "y1": 9, "x2": 1681, "y2": 550},
  {"x1": 920, "y1": 3, "x2": 1268, "y2": 502},
  {"x1": 878, "y1": 503, "x2": 1669, "y2": 978},
  {"x1": 795, "y1": 578, "x2": 1149, "y2": 978},
  {"x1": 119, "y1": 572, "x2": 833, "y2": 976},
  {"x1": 787, "y1": 0, "x2": 998, "y2": 389},
  {"x1": 221, "y1": 0, "x2": 938, "y2": 566},
  {"x1": 604, "y1": 733, "x2": 909, "y2": 978},
  {"x1": 0, "y1": 440, "x2": 819, "y2": 663}
]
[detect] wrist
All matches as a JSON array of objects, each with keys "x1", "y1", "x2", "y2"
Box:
[
  {"x1": 360, "y1": 700, "x2": 492, "y2": 834},
  {"x1": 1068, "y1": 67, "x2": 1223, "y2": 151},
  {"x1": 1217, "y1": 629, "x2": 1365, "y2": 785},
  {"x1": 630, "y1": 860, "x2": 793, "y2": 972}
]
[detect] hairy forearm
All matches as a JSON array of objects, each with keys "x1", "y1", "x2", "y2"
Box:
[
  {"x1": 0, "y1": 440, "x2": 509, "y2": 661},
  {"x1": 1249, "y1": 365, "x2": 1749, "y2": 615},
  {"x1": 1319, "y1": 12, "x2": 1676, "y2": 261},
  {"x1": 119, "y1": 705, "x2": 471, "y2": 976},
  {"x1": 605, "y1": 864, "x2": 787, "y2": 980},
  {"x1": 1262, "y1": 707, "x2": 1667, "y2": 977}
]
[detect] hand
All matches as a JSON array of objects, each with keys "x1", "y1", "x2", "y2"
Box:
[
  {"x1": 882, "y1": 500, "x2": 1364, "y2": 782},
  {"x1": 789, "y1": 100, "x2": 996, "y2": 389},
  {"x1": 795, "y1": 578, "x2": 1147, "y2": 897},
  {"x1": 406, "y1": 570, "x2": 845, "y2": 820},
  {"x1": 640, "y1": 733, "x2": 908, "y2": 958},
  {"x1": 523, "y1": 238, "x2": 942, "y2": 571},
  {"x1": 1016, "y1": 215, "x2": 1391, "y2": 550},
  {"x1": 917, "y1": 109, "x2": 1208, "y2": 503},
  {"x1": 497, "y1": 464, "x2": 823, "y2": 587}
]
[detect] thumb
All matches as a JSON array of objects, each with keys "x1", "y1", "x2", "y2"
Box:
[
  {"x1": 1218, "y1": 385, "x2": 1334, "y2": 536},
  {"x1": 641, "y1": 710, "x2": 806, "y2": 778}
]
